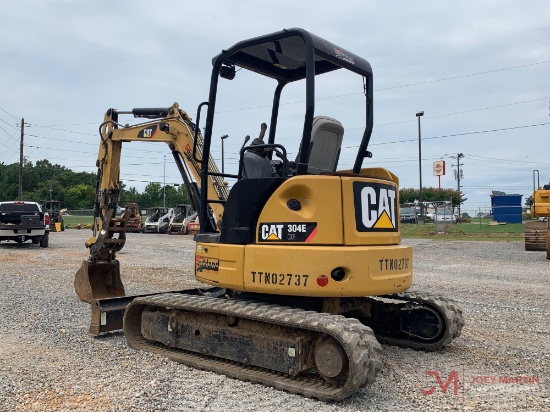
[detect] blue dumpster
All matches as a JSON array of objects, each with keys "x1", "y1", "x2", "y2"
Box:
[{"x1": 490, "y1": 192, "x2": 523, "y2": 223}]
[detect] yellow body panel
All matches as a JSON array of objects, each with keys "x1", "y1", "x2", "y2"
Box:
[
  {"x1": 195, "y1": 243, "x2": 245, "y2": 290},
  {"x1": 531, "y1": 189, "x2": 550, "y2": 218},
  {"x1": 255, "y1": 176, "x2": 343, "y2": 244},
  {"x1": 196, "y1": 169, "x2": 413, "y2": 297},
  {"x1": 196, "y1": 242, "x2": 412, "y2": 297},
  {"x1": 242, "y1": 244, "x2": 412, "y2": 296},
  {"x1": 341, "y1": 176, "x2": 401, "y2": 246}
]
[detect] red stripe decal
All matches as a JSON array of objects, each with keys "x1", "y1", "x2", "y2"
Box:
[{"x1": 305, "y1": 226, "x2": 317, "y2": 242}]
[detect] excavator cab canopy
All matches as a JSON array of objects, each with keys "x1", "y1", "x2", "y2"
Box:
[
  {"x1": 212, "y1": 28, "x2": 373, "y2": 82},
  {"x1": 198, "y1": 28, "x2": 374, "y2": 233}
]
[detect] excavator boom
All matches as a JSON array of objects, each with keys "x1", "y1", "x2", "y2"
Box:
[{"x1": 74, "y1": 102, "x2": 227, "y2": 303}]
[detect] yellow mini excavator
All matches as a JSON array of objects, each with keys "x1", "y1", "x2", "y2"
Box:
[
  {"x1": 525, "y1": 170, "x2": 550, "y2": 254},
  {"x1": 75, "y1": 28, "x2": 463, "y2": 401}
]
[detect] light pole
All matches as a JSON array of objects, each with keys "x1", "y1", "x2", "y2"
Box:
[
  {"x1": 416, "y1": 111, "x2": 424, "y2": 221},
  {"x1": 450, "y1": 153, "x2": 464, "y2": 216},
  {"x1": 221, "y1": 134, "x2": 228, "y2": 174},
  {"x1": 163, "y1": 155, "x2": 166, "y2": 208}
]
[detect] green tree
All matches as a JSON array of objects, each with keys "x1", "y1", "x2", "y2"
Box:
[
  {"x1": 65, "y1": 184, "x2": 96, "y2": 209},
  {"x1": 399, "y1": 187, "x2": 466, "y2": 207},
  {"x1": 0, "y1": 162, "x2": 19, "y2": 199},
  {"x1": 141, "y1": 182, "x2": 162, "y2": 208},
  {"x1": 164, "y1": 184, "x2": 192, "y2": 207},
  {"x1": 120, "y1": 186, "x2": 142, "y2": 205},
  {"x1": 0, "y1": 159, "x2": 194, "y2": 211},
  {"x1": 177, "y1": 184, "x2": 190, "y2": 205}
]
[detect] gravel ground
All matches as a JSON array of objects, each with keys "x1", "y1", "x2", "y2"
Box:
[{"x1": 0, "y1": 230, "x2": 548, "y2": 411}]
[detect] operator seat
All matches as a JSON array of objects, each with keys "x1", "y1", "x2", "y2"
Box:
[
  {"x1": 297, "y1": 116, "x2": 344, "y2": 174},
  {"x1": 242, "y1": 138, "x2": 273, "y2": 179}
]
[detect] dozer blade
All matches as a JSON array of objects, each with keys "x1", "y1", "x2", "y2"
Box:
[{"x1": 74, "y1": 259, "x2": 125, "y2": 303}]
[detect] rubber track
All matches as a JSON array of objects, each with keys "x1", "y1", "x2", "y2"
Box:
[
  {"x1": 524, "y1": 224, "x2": 547, "y2": 251},
  {"x1": 124, "y1": 293, "x2": 382, "y2": 401},
  {"x1": 372, "y1": 291, "x2": 464, "y2": 351}
]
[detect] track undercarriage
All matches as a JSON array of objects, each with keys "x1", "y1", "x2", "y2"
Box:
[{"x1": 123, "y1": 289, "x2": 463, "y2": 401}]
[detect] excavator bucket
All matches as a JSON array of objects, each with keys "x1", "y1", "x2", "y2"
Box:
[{"x1": 74, "y1": 259, "x2": 125, "y2": 303}]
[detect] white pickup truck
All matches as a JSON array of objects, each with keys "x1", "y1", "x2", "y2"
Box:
[{"x1": 0, "y1": 201, "x2": 50, "y2": 247}]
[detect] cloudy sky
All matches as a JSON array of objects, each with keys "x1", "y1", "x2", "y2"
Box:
[{"x1": 1, "y1": 0, "x2": 549, "y2": 215}]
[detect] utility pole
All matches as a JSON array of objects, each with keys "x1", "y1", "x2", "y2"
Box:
[
  {"x1": 18, "y1": 118, "x2": 24, "y2": 200},
  {"x1": 451, "y1": 153, "x2": 464, "y2": 216},
  {"x1": 416, "y1": 111, "x2": 424, "y2": 221}
]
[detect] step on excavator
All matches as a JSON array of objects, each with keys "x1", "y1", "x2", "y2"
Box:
[{"x1": 74, "y1": 28, "x2": 464, "y2": 401}]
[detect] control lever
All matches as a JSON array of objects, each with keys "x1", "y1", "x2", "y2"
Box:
[
  {"x1": 241, "y1": 135, "x2": 250, "y2": 151},
  {"x1": 258, "y1": 123, "x2": 267, "y2": 140}
]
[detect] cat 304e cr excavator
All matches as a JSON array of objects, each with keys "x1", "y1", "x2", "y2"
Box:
[
  {"x1": 525, "y1": 170, "x2": 550, "y2": 254},
  {"x1": 74, "y1": 28, "x2": 463, "y2": 402}
]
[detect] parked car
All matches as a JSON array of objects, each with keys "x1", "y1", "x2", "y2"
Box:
[
  {"x1": 434, "y1": 208, "x2": 456, "y2": 223},
  {"x1": 400, "y1": 207, "x2": 418, "y2": 224},
  {"x1": 476, "y1": 212, "x2": 492, "y2": 219}
]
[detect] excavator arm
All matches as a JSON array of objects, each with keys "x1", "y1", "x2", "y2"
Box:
[{"x1": 74, "y1": 102, "x2": 228, "y2": 303}]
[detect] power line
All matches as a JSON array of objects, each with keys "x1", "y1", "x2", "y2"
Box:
[
  {"x1": 0, "y1": 107, "x2": 19, "y2": 119},
  {"x1": 0, "y1": 125, "x2": 20, "y2": 142},
  {"x1": 368, "y1": 121, "x2": 550, "y2": 147},
  {"x1": 24, "y1": 132, "x2": 169, "y2": 156},
  {"x1": 26, "y1": 123, "x2": 96, "y2": 136},
  {"x1": 0, "y1": 122, "x2": 21, "y2": 158},
  {"x1": 4, "y1": 58, "x2": 550, "y2": 136},
  {"x1": 465, "y1": 161, "x2": 544, "y2": 171},
  {"x1": 216, "y1": 60, "x2": 550, "y2": 113},
  {"x1": 15, "y1": 94, "x2": 549, "y2": 156},
  {"x1": 25, "y1": 133, "x2": 98, "y2": 146},
  {"x1": 221, "y1": 96, "x2": 550, "y2": 151},
  {"x1": 0, "y1": 117, "x2": 20, "y2": 131},
  {"x1": 35, "y1": 122, "x2": 98, "y2": 127},
  {"x1": 0, "y1": 137, "x2": 18, "y2": 152},
  {"x1": 346, "y1": 97, "x2": 549, "y2": 131},
  {"x1": 375, "y1": 60, "x2": 550, "y2": 92},
  {"x1": 465, "y1": 153, "x2": 550, "y2": 166}
]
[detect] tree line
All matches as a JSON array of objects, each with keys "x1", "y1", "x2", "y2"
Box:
[
  {"x1": 0, "y1": 160, "x2": 464, "y2": 209},
  {"x1": 0, "y1": 160, "x2": 189, "y2": 210}
]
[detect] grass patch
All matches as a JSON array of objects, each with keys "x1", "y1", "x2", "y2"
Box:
[
  {"x1": 63, "y1": 215, "x2": 525, "y2": 242},
  {"x1": 400, "y1": 221, "x2": 524, "y2": 241},
  {"x1": 62, "y1": 215, "x2": 95, "y2": 226}
]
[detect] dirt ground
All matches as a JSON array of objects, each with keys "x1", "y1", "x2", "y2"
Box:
[{"x1": 0, "y1": 230, "x2": 548, "y2": 411}]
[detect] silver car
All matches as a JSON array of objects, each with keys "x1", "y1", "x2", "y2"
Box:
[{"x1": 400, "y1": 207, "x2": 418, "y2": 224}]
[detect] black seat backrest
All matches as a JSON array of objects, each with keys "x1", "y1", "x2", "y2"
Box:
[
  {"x1": 220, "y1": 177, "x2": 285, "y2": 244},
  {"x1": 242, "y1": 153, "x2": 274, "y2": 179},
  {"x1": 296, "y1": 116, "x2": 344, "y2": 174}
]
